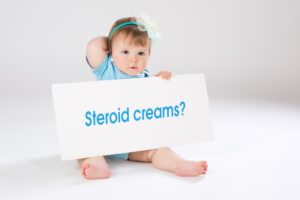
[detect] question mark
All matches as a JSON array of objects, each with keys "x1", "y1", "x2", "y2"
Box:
[{"x1": 179, "y1": 101, "x2": 186, "y2": 116}]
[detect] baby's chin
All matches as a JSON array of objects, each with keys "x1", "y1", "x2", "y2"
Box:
[
  {"x1": 123, "y1": 68, "x2": 144, "y2": 76},
  {"x1": 125, "y1": 71, "x2": 141, "y2": 76}
]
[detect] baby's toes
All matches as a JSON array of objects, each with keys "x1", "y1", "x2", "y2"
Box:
[
  {"x1": 81, "y1": 163, "x2": 89, "y2": 176},
  {"x1": 198, "y1": 166, "x2": 204, "y2": 175},
  {"x1": 201, "y1": 161, "x2": 208, "y2": 172}
]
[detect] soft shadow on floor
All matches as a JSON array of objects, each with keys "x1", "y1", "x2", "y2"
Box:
[
  {"x1": 107, "y1": 158, "x2": 206, "y2": 183},
  {"x1": 0, "y1": 154, "x2": 206, "y2": 199},
  {"x1": 0, "y1": 154, "x2": 83, "y2": 198}
]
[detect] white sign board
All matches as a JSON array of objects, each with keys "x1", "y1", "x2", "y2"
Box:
[{"x1": 52, "y1": 74, "x2": 213, "y2": 160}]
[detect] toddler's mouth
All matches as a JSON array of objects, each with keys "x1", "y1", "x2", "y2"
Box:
[{"x1": 129, "y1": 66, "x2": 138, "y2": 70}]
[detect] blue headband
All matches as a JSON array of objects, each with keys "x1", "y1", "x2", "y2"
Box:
[{"x1": 109, "y1": 21, "x2": 145, "y2": 39}]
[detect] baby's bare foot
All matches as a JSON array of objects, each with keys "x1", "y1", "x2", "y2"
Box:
[
  {"x1": 81, "y1": 157, "x2": 111, "y2": 179},
  {"x1": 175, "y1": 160, "x2": 208, "y2": 177}
]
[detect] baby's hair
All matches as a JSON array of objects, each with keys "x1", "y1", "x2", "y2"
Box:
[{"x1": 107, "y1": 17, "x2": 151, "y2": 54}]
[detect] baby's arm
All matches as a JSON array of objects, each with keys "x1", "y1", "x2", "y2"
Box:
[
  {"x1": 86, "y1": 36, "x2": 108, "y2": 69},
  {"x1": 155, "y1": 71, "x2": 172, "y2": 80}
]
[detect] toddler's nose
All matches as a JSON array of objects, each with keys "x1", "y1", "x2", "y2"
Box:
[{"x1": 130, "y1": 56, "x2": 138, "y2": 64}]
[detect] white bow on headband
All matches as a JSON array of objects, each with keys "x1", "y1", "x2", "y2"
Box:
[{"x1": 136, "y1": 14, "x2": 162, "y2": 43}]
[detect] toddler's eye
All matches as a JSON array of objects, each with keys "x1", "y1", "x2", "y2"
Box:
[
  {"x1": 138, "y1": 51, "x2": 145, "y2": 56},
  {"x1": 122, "y1": 50, "x2": 129, "y2": 54}
]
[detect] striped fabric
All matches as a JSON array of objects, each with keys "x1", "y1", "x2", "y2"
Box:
[
  {"x1": 87, "y1": 54, "x2": 150, "y2": 160},
  {"x1": 91, "y1": 55, "x2": 150, "y2": 81}
]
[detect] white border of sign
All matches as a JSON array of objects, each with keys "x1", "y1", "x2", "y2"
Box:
[{"x1": 52, "y1": 74, "x2": 213, "y2": 160}]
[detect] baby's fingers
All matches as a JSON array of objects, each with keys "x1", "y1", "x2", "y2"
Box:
[
  {"x1": 166, "y1": 71, "x2": 172, "y2": 80},
  {"x1": 158, "y1": 71, "x2": 172, "y2": 80}
]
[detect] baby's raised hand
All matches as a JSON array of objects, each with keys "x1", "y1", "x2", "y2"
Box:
[{"x1": 154, "y1": 71, "x2": 172, "y2": 80}]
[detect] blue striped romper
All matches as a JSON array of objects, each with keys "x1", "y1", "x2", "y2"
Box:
[{"x1": 87, "y1": 54, "x2": 150, "y2": 159}]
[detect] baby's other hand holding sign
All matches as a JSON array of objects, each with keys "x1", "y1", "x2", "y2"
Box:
[{"x1": 155, "y1": 71, "x2": 172, "y2": 80}]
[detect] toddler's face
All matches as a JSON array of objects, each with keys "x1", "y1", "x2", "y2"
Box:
[{"x1": 111, "y1": 34, "x2": 150, "y2": 76}]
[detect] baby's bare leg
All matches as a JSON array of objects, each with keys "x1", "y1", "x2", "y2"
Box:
[
  {"x1": 129, "y1": 147, "x2": 207, "y2": 177},
  {"x1": 78, "y1": 156, "x2": 111, "y2": 179}
]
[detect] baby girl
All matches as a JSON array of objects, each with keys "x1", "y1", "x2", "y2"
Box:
[{"x1": 79, "y1": 17, "x2": 208, "y2": 179}]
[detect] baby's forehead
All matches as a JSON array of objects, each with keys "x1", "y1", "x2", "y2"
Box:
[
  {"x1": 118, "y1": 42, "x2": 148, "y2": 49},
  {"x1": 114, "y1": 33, "x2": 150, "y2": 47}
]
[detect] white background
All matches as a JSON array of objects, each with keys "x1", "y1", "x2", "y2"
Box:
[
  {"x1": 0, "y1": 0, "x2": 299, "y2": 200},
  {"x1": 0, "y1": 0, "x2": 299, "y2": 103}
]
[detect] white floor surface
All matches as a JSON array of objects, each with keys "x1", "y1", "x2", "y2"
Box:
[{"x1": 0, "y1": 94, "x2": 299, "y2": 200}]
